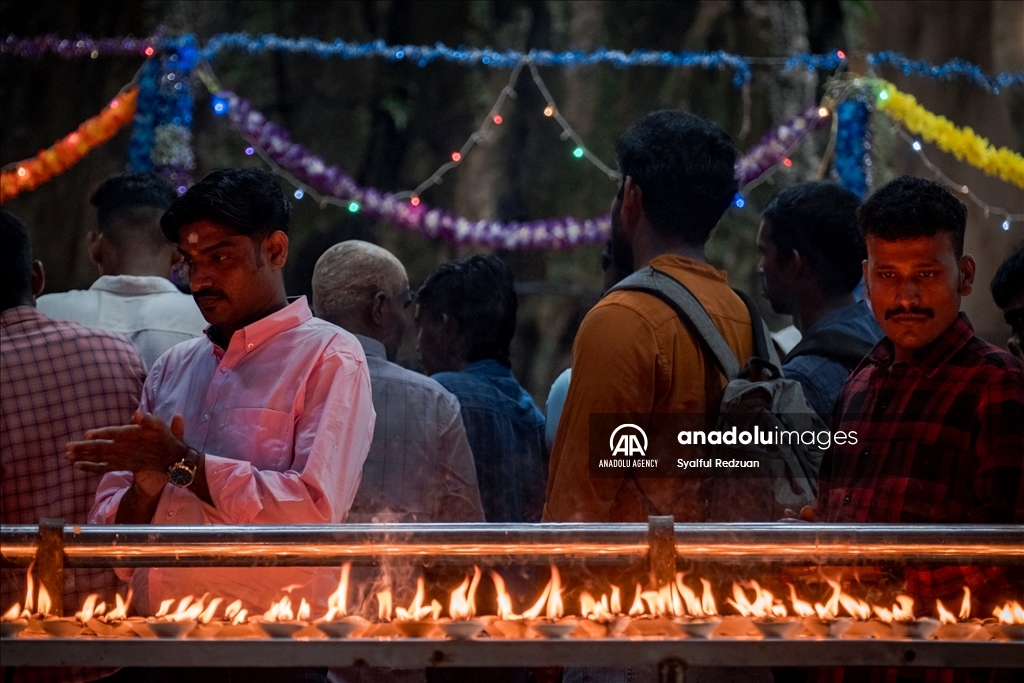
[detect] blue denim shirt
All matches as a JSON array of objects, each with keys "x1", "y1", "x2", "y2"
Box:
[
  {"x1": 783, "y1": 300, "x2": 883, "y2": 420},
  {"x1": 433, "y1": 360, "x2": 548, "y2": 522}
]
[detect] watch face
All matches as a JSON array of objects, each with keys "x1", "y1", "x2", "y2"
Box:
[{"x1": 168, "y1": 463, "x2": 195, "y2": 488}]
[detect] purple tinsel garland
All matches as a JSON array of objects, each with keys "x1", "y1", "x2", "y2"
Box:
[
  {"x1": 221, "y1": 91, "x2": 824, "y2": 249},
  {"x1": 735, "y1": 104, "x2": 830, "y2": 183},
  {"x1": 2, "y1": 33, "x2": 157, "y2": 58}
]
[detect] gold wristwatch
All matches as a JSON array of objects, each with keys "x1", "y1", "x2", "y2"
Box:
[{"x1": 167, "y1": 447, "x2": 199, "y2": 488}]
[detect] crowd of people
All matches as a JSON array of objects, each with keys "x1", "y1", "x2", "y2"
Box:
[{"x1": 1, "y1": 109, "x2": 1022, "y2": 683}]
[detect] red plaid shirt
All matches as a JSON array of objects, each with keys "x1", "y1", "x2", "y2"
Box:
[
  {"x1": 1, "y1": 305, "x2": 145, "y2": 683},
  {"x1": 815, "y1": 313, "x2": 1024, "y2": 683}
]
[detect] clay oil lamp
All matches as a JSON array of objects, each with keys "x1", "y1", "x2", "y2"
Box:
[
  {"x1": 85, "y1": 591, "x2": 135, "y2": 638},
  {"x1": 671, "y1": 576, "x2": 721, "y2": 639},
  {"x1": 837, "y1": 592, "x2": 882, "y2": 639},
  {"x1": 729, "y1": 581, "x2": 801, "y2": 639},
  {"x1": 792, "y1": 580, "x2": 851, "y2": 639},
  {"x1": 993, "y1": 600, "x2": 1024, "y2": 640},
  {"x1": 483, "y1": 572, "x2": 534, "y2": 639},
  {"x1": 877, "y1": 595, "x2": 939, "y2": 640},
  {"x1": 1, "y1": 603, "x2": 28, "y2": 638},
  {"x1": 315, "y1": 564, "x2": 368, "y2": 639},
  {"x1": 393, "y1": 577, "x2": 443, "y2": 638},
  {"x1": 254, "y1": 595, "x2": 311, "y2": 639},
  {"x1": 525, "y1": 567, "x2": 578, "y2": 639},
  {"x1": 143, "y1": 595, "x2": 205, "y2": 639},
  {"x1": 577, "y1": 586, "x2": 630, "y2": 638},
  {"x1": 934, "y1": 588, "x2": 982, "y2": 640},
  {"x1": 439, "y1": 567, "x2": 486, "y2": 640}
]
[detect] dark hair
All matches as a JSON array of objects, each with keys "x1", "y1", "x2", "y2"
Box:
[
  {"x1": 0, "y1": 211, "x2": 33, "y2": 309},
  {"x1": 615, "y1": 110, "x2": 738, "y2": 244},
  {"x1": 92, "y1": 172, "x2": 177, "y2": 229},
  {"x1": 160, "y1": 168, "x2": 291, "y2": 243},
  {"x1": 858, "y1": 175, "x2": 967, "y2": 258},
  {"x1": 415, "y1": 254, "x2": 517, "y2": 367},
  {"x1": 991, "y1": 242, "x2": 1024, "y2": 309},
  {"x1": 761, "y1": 181, "x2": 865, "y2": 296}
]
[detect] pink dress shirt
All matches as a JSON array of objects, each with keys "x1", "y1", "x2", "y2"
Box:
[{"x1": 90, "y1": 297, "x2": 375, "y2": 615}]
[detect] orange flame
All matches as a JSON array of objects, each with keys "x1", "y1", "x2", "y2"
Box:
[
  {"x1": 224, "y1": 599, "x2": 248, "y2": 625},
  {"x1": 611, "y1": 585, "x2": 623, "y2": 615},
  {"x1": 263, "y1": 595, "x2": 308, "y2": 622},
  {"x1": 839, "y1": 592, "x2": 872, "y2": 621},
  {"x1": 23, "y1": 561, "x2": 35, "y2": 616},
  {"x1": 448, "y1": 566, "x2": 482, "y2": 620},
  {"x1": 580, "y1": 588, "x2": 619, "y2": 621},
  {"x1": 36, "y1": 584, "x2": 52, "y2": 617},
  {"x1": 787, "y1": 584, "x2": 816, "y2": 619},
  {"x1": 521, "y1": 577, "x2": 553, "y2": 621},
  {"x1": 627, "y1": 583, "x2": 644, "y2": 616},
  {"x1": 198, "y1": 597, "x2": 222, "y2": 625},
  {"x1": 893, "y1": 595, "x2": 915, "y2": 621},
  {"x1": 377, "y1": 589, "x2": 393, "y2": 622},
  {"x1": 98, "y1": 590, "x2": 134, "y2": 622},
  {"x1": 958, "y1": 587, "x2": 971, "y2": 621},
  {"x1": 546, "y1": 567, "x2": 564, "y2": 619},
  {"x1": 76, "y1": 594, "x2": 101, "y2": 622},
  {"x1": 814, "y1": 580, "x2": 842, "y2": 620},
  {"x1": 727, "y1": 581, "x2": 786, "y2": 618},
  {"x1": 3, "y1": 604, "x2": 22, "y2": 621},
  {"x1": 673, "y1": 575, "x2": 716, "y2": 617},
  {"x1": 936, "y1": 599, "x2": 957, "y2": 625},
  {"x1": 159, "y1": 595, "x2": 205, "y2": 622},
  {"x1": 324, "y1": 563, "x2": 351, "y2": 621},
  {"x1": 579, "y1": 591, "x2": 597, "y2": 619},
  {"x1": 395, "y1": 577, "x2": 439, "y2": 621},
  {"x1": 491, "y1": 572, "x2": 517, "y2": 620},
  {"x1": 993, "y1": 601, "x2": 1024, "y2": 625}
]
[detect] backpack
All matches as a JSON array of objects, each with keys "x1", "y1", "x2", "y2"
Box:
[
  {"x1": 784, "y1": 330, "x2": 876, "y2": 368},
  {"x1": 608, "y1": 266, "x2": 826, "y2": 522}
]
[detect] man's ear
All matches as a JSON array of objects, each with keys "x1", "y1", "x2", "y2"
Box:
[
  {"x1": 86, "y1": 231, "x2": 103, "y2": 266},
  {"x1": 959, "y1": 254, "x2": 976, "y2": 297},
  {"x1": 30, "y1": 260, "x2": 45, "y2": 299},
  {"x1": 262, "y1": 231, "x2": 289, "y2": 269},
  {"x1": 620, "y1": 176, "x2": 643, "y2": 230},
  {"x1": 371, "y1": 291, "x2": 387, "y2": 326}
]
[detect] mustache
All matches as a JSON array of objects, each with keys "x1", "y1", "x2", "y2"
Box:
[
  {"x1": 885, "y1": 306, "x2": 934, "y2": 320},
  {"x1": 193, "y1": 288, "x2": 227, "y2": 300}
]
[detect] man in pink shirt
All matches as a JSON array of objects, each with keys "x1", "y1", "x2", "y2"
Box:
[{"x1": 69, "y1": 169, "x2": 375, "y2": 622}]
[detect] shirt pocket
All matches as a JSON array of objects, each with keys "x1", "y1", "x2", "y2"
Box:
[{"x1": 211, "y1": 408, "x2": 294, "y2": 472}]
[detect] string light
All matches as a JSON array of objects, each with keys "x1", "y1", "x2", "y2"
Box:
[
  {"x1": 782, "y1": 158, "x2": 793, "y2": 167},
  {"x1": 573, "y1": 147, "x2": 584, "y2": 158},
  {"x1": 451, "y1": 151, "x2": 462, "y2": 162},
  {"x1": 877, "y1": 89, "x2": 889, "y2": 101},
  {"x1": 212, "y1": 96, "x2": 228, "y2": 115},
  {"x1": 348, "y1": 201, "x2": 360, "y2": 213},
  {"x1": 543, "y1": 105, "x2": 555, "y2": 117},
  {"x1": 818, "y1": 106, "x2": 830, "y2": 118},
  {"x1": 492, "y1": 115, "x2": 502, "y2": 125},
  {"x1": 733, "y1": 194, "x2": 746, "y2": 208},
  {"x1": 245, "y1": 146, "x2": 254, "y2": 155},
  {"x1": 836, "y1": 51, "x2": 846, "y2": 60},
  {"x1": 294, "y1": 189, "x2": 304, "y2": 199},
  {"x1": 894, "y1": 127, "x2": 1023, "y2": 231},
  {"x1": 410, "y1": 196, "x2": 420, "y2": 206}
]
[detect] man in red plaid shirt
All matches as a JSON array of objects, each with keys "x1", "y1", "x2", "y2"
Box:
[
  {"x1": 1, "y1": 212, "x2": 145, "y2": 683},
  {"x1": 811, "y1": 177, "x2": 1024, "y2": 683}
]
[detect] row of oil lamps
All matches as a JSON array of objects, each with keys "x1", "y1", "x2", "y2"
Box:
[{"x1": 2, "y1": 564, "x2": 1023, "y2": 642}]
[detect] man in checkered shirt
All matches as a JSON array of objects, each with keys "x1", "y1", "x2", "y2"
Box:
[
  {"x1": 1, "y1": 211, "x2": 145, "y2": 683},
  {"x1": 811, "y1": 177, "x2": 1024, "y2": 683}
]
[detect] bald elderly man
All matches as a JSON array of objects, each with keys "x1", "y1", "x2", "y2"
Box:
[{"x1": 312, "y1": 241, "x2": 484, "y2": 523}]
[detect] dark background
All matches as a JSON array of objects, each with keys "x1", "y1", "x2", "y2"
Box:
[{"x1": 2, "y1": 0, "x2": 1022, "y2": 405}]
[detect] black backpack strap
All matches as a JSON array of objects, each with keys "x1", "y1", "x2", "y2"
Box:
[
  {"x1": 608, "y1": 267, "x2": 741, "y2": 380},
  {"x1": 784, "y1": 330, "x2": 876, "y2": 367},
  {"x1": 731, "y1": 288, "x2": 782, "y2": 377}
]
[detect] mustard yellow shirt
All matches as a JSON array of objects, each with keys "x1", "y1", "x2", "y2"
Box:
[{"x1": 542, "y1": 254, "x2": 754, "y2": 522}]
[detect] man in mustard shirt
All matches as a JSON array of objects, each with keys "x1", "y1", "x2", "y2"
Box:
[{"x1": 543, "y1": 110, "x2": 754, "y2": 524}]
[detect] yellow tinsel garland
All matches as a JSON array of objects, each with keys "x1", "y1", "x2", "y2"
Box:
[{"x1": 877, "y1": 81, "x2": 1024, "y2": 190}]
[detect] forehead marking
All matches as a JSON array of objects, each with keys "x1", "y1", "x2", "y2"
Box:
[{"x1": 187, "y1": 232, "x2": 199, "y2": 244}]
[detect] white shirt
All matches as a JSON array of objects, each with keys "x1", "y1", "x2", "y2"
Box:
[
  {"x1": 37, "y1": 275, "x2": 208, "y2": 370},
  {"x1": 89, "y1": 297, "x2": 376, "y2": 614}
]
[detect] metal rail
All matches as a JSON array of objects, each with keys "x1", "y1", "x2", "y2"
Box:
[
  {"x1": 3, "y1": 520, "x2": 1022, "y2": 619},
  {"x1": 2, "y1": 637, "x2": 1022, "y2": 669}
]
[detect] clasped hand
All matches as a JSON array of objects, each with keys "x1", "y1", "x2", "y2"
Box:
[{"x1": 66, "y1": 411, "x2": 188, "y2": 497}]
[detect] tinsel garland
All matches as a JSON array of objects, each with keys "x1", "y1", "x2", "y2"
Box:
[
  {"x1": 877, "y1": 82, "x2": 1024, "y2": 189},
  {"x1": 734, "y1": 104, "x2": 831, "y2": 185},
  {"x1": 6, "y1": 32, "x2": 1024, "y2": 93},
  {"x1": 220, "y1": 92, "x2": 823, "y2": 249},
  {"x1": 833, "y1": 100, "x2": 871, "y2": 197},
  {"x1": 127, "y1": 36, "x2": 198, "y2": 190},
  {"x1": 0, "y1": 89, "x2": 137, "y2": 203}
]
